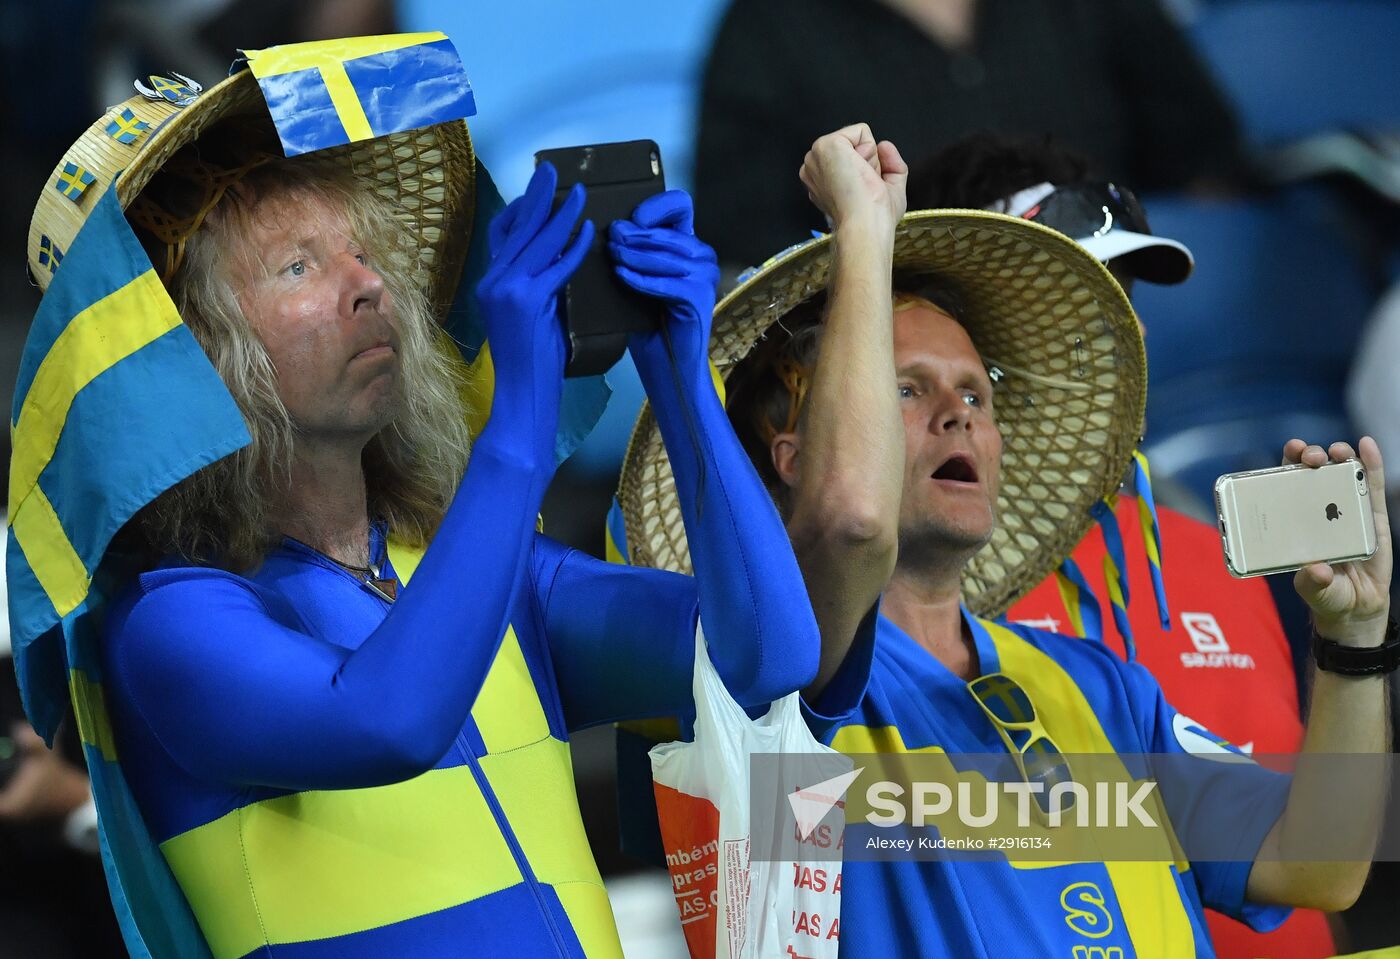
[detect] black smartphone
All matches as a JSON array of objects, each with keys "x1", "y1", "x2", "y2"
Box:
[{"x1": 534, "y1": 140, "x2": 666, "y2": 378}]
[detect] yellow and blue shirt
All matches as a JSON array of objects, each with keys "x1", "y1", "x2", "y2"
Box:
[
  {"x1": 101, "y1": 521, "x2": 811, "y2": 959},
  {"x1": 805, "y1": 611, "x2": 1291, "y2": 958}
]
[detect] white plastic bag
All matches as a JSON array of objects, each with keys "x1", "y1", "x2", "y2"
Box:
[{"x1": 650, "y1": 621, "x2": 850, "y2": 959}]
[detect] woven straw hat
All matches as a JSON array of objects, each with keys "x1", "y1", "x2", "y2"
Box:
[
  {"x1": 618, "y1": 210, "x2": 1146, "y2": 618},
  {"x1": 27, "y1": 68, "x2": 474, "y2": 317}
]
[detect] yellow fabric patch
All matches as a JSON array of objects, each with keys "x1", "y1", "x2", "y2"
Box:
[
  {"x1": 463, "y1": 341, "x2": 494, "y2": 441},
  {"x1": 985, "y1": 620, "x2": 1196, "y2": 948},
  {"x1": 385, "y1": 538, "x2": 424, "y2": 585},
  {"x1": 603, "y1": 523, "x2": 626, "y2": 565},
  {"x1": 160, "y1": 765, "x2": 522, "y2": 959},
  {"x1": 67, "y1": 669, "x2": 118, "y2": 762},
  {"x1": 472, "y1": 627, "x2": 552, "y2": 754},
  {"x1": 554, "y1": 880, "x2": 625, "y2": 959},
  {"x1": 10, "y1": 485, "x2": 88, "y2": 617},
  {"x1": 478, "y1": 737, "x2": 602, "y2": 888}
]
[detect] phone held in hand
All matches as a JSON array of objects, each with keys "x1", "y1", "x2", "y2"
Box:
[
  {"x1": 534, "y1": 140, "x2": 666, "y2": 378},
  {"x1": 1215, "y1": 459, "x2": 1377, "y2": 578}
]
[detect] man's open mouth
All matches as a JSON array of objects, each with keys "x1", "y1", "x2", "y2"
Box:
[{"x1": 931, "y1": 454, "x2": 978, "y2": 484}]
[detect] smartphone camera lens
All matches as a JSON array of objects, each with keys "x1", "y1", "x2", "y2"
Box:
[{"x1": 1357, "y1": 469, "x2": 1366, "y2": 481}]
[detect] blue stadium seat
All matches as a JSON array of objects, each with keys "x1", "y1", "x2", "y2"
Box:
[
  {"x1": 1135, "y1": 194, "x2": 1376, "y2": 504},
  {"x1": 1189, "y1": 0, "x2": 1400, "y2": 145}
]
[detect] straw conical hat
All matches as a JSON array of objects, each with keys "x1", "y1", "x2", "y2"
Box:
[
  {"x1": 618, "y1": 210, "x2": 1146, "y2": 617},
  {"x1": 27, "y1": 67, "x2": 474, "y2": 318}
]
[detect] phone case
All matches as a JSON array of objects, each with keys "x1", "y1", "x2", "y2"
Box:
[
  {"x1": 1214, "y1": 459, "x2": 1376, "y2": 577},
  {"x1": 534, "y1": 140, "x2": 666, "y2": 378}
]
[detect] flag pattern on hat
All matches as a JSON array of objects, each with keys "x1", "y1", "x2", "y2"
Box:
[
  {"x1": 242, "y1": 32, "x2": 477, "y2": 157},
  {"x1": 8, "y1": 181, "x2": 250, "y2": 742},
  {"x1": 55, "y1": 161, "x2": 96, "y2": 201},
  {"x1": 105, "y1": 107, "x2": 152, "y2": 146},
  {"x1": 37, "y1": 235, "x2": 64, "y2": 274}
]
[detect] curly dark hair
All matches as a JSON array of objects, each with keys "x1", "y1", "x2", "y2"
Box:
[{"x1": 907, "y1": 132, "x2": 1092, "y2": 211}]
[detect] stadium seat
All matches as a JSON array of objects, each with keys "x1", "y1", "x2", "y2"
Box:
[
  {"x1": 1135, "y1": 194, "x2": 1375, "y2": 505},
  {"x1": 1189, "y1": 0, "x2": 1400, "y2": 145}
]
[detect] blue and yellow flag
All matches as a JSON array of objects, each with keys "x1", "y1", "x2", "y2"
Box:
[
  {"x1": 105, "y1": 107, "x2": 152, "y2": 146},
  {"x1": 242, "y1": 32, "x2": 477, "y2": 157},
  {"x1": 8, "y1": 182, "x2": 250, "y2": 740},
  {"x1": 9, "y1": 180, "x2": 250, "y2": 958}
]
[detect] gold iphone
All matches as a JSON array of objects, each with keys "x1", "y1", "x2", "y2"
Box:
[{"x1": 1215, "y1": 459, "x2": 1376, "y2": 578}]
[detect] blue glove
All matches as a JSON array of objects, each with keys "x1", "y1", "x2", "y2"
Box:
[
  {"x1": 609, "y1": 190, "x2": 720, "y2": 380},
  {"x1": 475, "y1": 162, "x2": 593, "y2": 460}
]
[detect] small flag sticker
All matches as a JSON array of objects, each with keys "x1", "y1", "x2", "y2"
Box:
[
  {"x1": 55, "y1": 162, "x2": 96, "y2": 202},
  {"x1": 105, "y1": 107, "x2": 151, "y2": 145}
]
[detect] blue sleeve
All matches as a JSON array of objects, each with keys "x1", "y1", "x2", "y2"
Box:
[
  {"x1": 802, "y1": 602, "x2": 879, "y2": 744},
  {"x1": 537, "y1": 534, "x2": 814, "y2": 730},
  {"x1": 624, "y1": 350, "x2": 821, "y2": 716},
  {"x1": 106, "y1": 416, "x2": 555, "y2": 793},
  {"x1": 1117, "y1": 658, "x2": 1293, "y2": 932}
]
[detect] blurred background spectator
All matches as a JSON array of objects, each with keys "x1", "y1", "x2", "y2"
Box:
[
  {"x1": 693, "y1": 0, "x2": 1251, "y2": 272},
  {"x1": 7, "y1": 0, "x2": 1400, "y2": 955}
]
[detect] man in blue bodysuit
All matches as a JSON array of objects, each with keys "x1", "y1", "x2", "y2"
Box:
[{"x1": 18, "y1": 65, "x2": 817, "y2": 959}]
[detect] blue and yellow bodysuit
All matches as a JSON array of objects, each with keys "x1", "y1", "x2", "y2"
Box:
[{"x1": 98, "y1": 193, "x2": 816, "y2": 956}]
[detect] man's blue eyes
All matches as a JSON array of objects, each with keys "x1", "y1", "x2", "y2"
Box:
[
  {"x1": 898, "y1": 386, "x2": 983, "y2": 406},
  {"x1": 286, "y1": 253, "x2": 366, "y2": 276}
]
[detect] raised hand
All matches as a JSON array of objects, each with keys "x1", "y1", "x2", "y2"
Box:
[
  {"x1": 609, "y1": 190, "x2": 720, "y2": 375},
  {"x1": 798, "y1": 122, "x2": 908, "y2": 231},
  {"x1": 475, "y1": 162, "x2": 593, "y2": 447},
  {"x1": 1284, "y1": 436, "x2": 1392, "y2": 644}
]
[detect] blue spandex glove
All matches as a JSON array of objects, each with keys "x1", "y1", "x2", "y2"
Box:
[
  {"x1": 608, "y1": 191, "x2": 818, "y2": 698},
  {"x1": 609, "y1": 190, "x2": 720, "y2": 381},
  {"x1": 475, "y1": 162, "x2": 593, "y2": 462}
]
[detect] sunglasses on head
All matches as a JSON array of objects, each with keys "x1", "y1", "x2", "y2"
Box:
[{"x1": 1017, "y1": 182, "x2": 1151, "y2": 243}]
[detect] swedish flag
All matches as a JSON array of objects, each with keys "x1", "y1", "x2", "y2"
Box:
[
  {"x1": 9, "y1": 181, "x2": 249, "y2": 957},
  {"x1": 37, "y1": 235, "x2": 63, "y2": 273},
  {"x1": 105, "y1": 107, "x2": 151, "y2": 146},
  {"x1": 242, "y1": 32, "x2": 477, "y2": 157},
  {"x1": 55, "y1": 161, "x2": 95, "y2": 201},
  {"x1": 9, "y1": 181, "x2": 250, "y2": 737}
]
